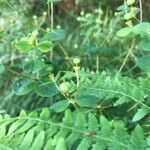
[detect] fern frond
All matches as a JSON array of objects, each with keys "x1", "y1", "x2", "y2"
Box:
[
  {"x1": 73, "y1": 71, "x2": 150, "y2": 121},
  {"x1": 0, "y1": 108, "x2": 149, "y2": 150}
]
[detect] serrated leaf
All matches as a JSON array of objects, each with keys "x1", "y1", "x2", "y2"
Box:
[
  {"x1": 10, "y1": 133, "x2": 25, "y2": 147},
  {"x1": 147, "y1": 136, "x2": 150, "y2": 148},
  {"x1": 75, "y1": 111, "x2": 86, "y2": 128},
  {"x1": 51, "y1": 100, "x2": 69, "y2": 112},
  {"x1": 76, "y1": 95, "x2": 99, "y2": 107},
  {"x1": 19, "y1": 129, "x2": 34, "y2": 149},
  {"x1": 129, "y1": 125, "x2": 146, "y2": 149},
  {"x1": 44, "y1": 138, "x2": 53, "y2": 150},
  {"x1": 30, "y1": 130, "x2": 45, "y2": 150},
  {"x1": 77, "y1": 137, "x2": 92, "y2": 150},
  {"x1": 0, "y1": 144, "x2": 13, "y2": 150},
  {"x1": 132, "y1": 107, "x2": 150, "y2": 122},
  {"x1": 137, "y1": 55, "x2": 150, "y2": 72},
  {"x1": 12, "y1": 77, "x2": 34, "y2": 95},
  {"x1": 37, "y1": 41, "x2": 53, "y2": 52},
  {"x1": 7, "y1": 119, "x2": 26, "y2": 135},
  {"x1": 15, "y1": 40, "x2": 33, "y2": 52},
  {"x1": 88, "y1": 113, "x2": 99, "y2": 131},
  {"x1": 40, "y1": 108, "x2": 50, "y2": 119},
  {"x1": 55, "y1": 137, "x2": 67, "y2": 150},
  {"x1": 15, "y1": 120, "x2": 36, "y2": 134},
  {"x1": 0, "y1": 125, "x2": 6, "y2": 138}
]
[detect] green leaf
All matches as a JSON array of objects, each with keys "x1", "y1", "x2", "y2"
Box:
[
  {"x1": 37, "y1": 41, "x2": 53, "y2": 52},
  {"x1": 39, "y1": 108, "x2": 50, "y2": 120},
  {"x1": 88, "y1": 113, "x2": 99, "y2": 131},
  {"x1": 19, "y1": 129, "x2": 34, "y2": 149},
  {"x1": 7, "y1": 119, "x2": 26, "y2": 135},
  {"x1": 55, "y1": 137, "x2": 67, "y2": 150},
  {"x1": 117, "y1": 4, "x2": 127, "y2": 11},
  {"x1": 12, "y1": 77, "x2": 34, "y2": 95},
  {"x1": 76, "y1": 95, "x2": 99, "y2": 107},
  {"x1": 137, "y1": 55, "x2": 150, "y2": 72},
  {"x1": 116, "y1": 27, "x2": 133, "y2": 37},
  {"x1": 133, "y1": 22, "x2": 150, "y2": 34},
  {"x1": 34, "y1": 80, "x2": 59, "y2": 97},
  {"x1": 30, "y1": 130, "x2": 45, "y2": 150},
  {"x1": 0, "y1": 64, "x2": 5, "y2": 74},
  {"x1": 0, "y1": 0, "x2": 5, "y2": 4},
  {"x1": 132, "y1": 107, "x2": 150, "y2": 122},
  {"x1": 44, "y1": 138, "x2": 53, "y2": 150},
  {"x1": 15, "y1": 40, "x2": 33, "y2": 52},
  {"x1": 0, "y1": 125, "x2": 6, "y2": 138},
  {"x1": 129, "y1": 125, "x2": 146, "y2": 149},
  {"x1": 139, "y1": 36, "x2": 150, "y2": 51},
  {"x1": 147, "y1": 136, "x2": 150, "y2": 148},
  {"x1": 47, "y1": 29, "x2": 66, "y2": 41},
  {"x1": 23, "y1": 58, "x2": 46, "y2": 75},
  {"x1": 116, "y1": 22, "x2": 150, "y2": 38},
  {"x1": 51, "y1": 100, "x2": 69, "y2": 112}
]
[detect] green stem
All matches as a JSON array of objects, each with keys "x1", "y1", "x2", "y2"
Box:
[
  {"x1": 74, "y1": 65, "x2": 80, "y2": 88},
  {"x1": 119, "y1": 41, "x2": 134, "y2": 72},
  {"x1": 96, "y1": 55, "x2": 99, "y2": 73},
  {"x1": 50, "y1": 1, "x2": 54, "y2": 62},
  {"x1": 138, "y1": 0, "x2": 143, "y2": 22}
]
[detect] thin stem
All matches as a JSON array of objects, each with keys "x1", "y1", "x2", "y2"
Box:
[
  {"x1": 74, "y1": 65, "x2": 80, "y2": 88},
  {"x1": 82, "y1": 86, "x2": 150, "y2": 109},
  {"x1": 4, "y1": 0, "x2": 17, "y2": 11},
  {"x1": 50, "y1": 74, "x2": 79, "y2": 110},
  {"x1": 134, "y1": 17, "x2": 141, "y2": 23},
  {"x1": 50, "y1": 76, "x2": 69, "y2": 100},
  {"x1": 50, "y1": 1, "x2": 54, "y2": 62},
  {"x1": 58, "y1": 43, "x2": 73, "y2": 66},
  {"x1": 138, "y1": 0, "x2": 143, "y2": 22},
  {"x1": 50, "y1": 1, "x2": 54, "y2": 30},
  {"x1": 127, "y1": 103, "x2": 138, "y2": 112},
  {"x1": 96, "y1": 55, "x2": 99, "y2": 73},
  {"x1": 119, "y1": 42, "x2": 134, "y2": 72},
  {"x1": 47, "y1": 2, "x2": 51, "y2": 27}
]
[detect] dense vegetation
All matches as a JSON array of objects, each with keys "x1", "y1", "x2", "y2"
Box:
[{"x1": 0, "y1": 0, "x2": 150, "y2": 149}]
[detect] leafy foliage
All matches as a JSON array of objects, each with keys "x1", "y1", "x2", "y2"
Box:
[
  {"x1": 0, "y1": 0, "x2": 150, "y2": 149},
  {"x1": 0, "y1": 108, "x2": 149, "y2": 150},
  {"x1": 59, "y1": 69, "x2": 150, "y2": 121}
]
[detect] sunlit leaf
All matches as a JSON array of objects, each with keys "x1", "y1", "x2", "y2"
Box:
[
  {"x1": 16, "y1": 40, "x2": 33, "y2": 52},
  {"x1": 37, "y1": 41, "x2": 53, "y2": 52},
  {"x1": 132, "y1": 107, "x2": 150, "y2": 122},
  {"x1": 116, "y1": 27, "x2": 133, "y2": 37}
]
